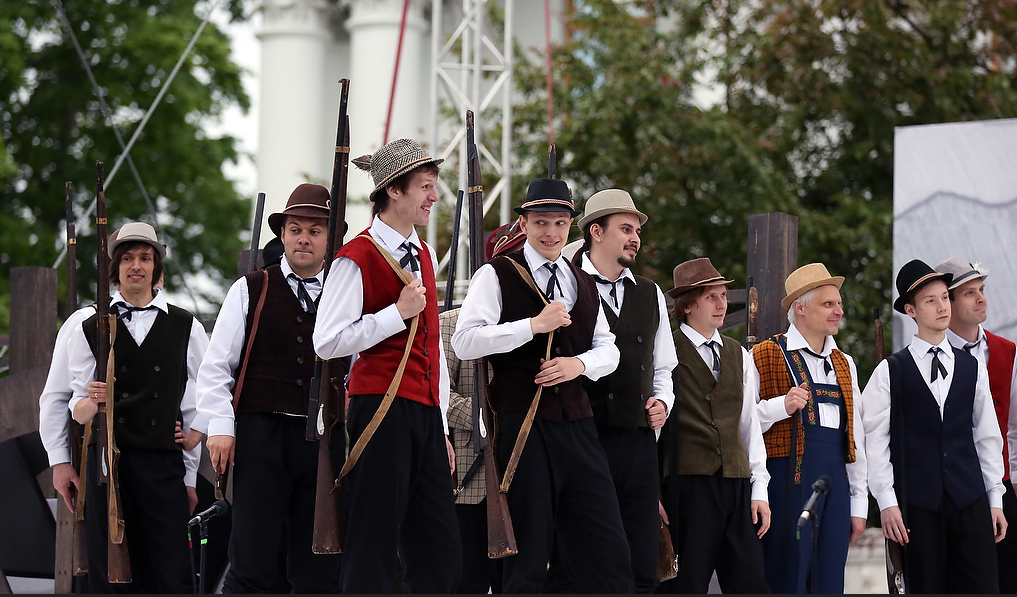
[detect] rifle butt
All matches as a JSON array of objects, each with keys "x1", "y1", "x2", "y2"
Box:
[
  {"x1": 884, "y1": 538, "x2": 905, "y2": 593},
  {"x1": 107, "y1": 533, "x2": 132, "y2": 584},
  {"x1": 312, "y1": 433, "x2": 344, "y2": 554},
  {"x1": 483, "y1": 442, "x2": 517, "y2": 559},
  {"x1": 72, "y1": 518, "x2": 88, "y2": 576},
  {"x1": 656, "y1": 516, "x2": 678, "y2": 582}
]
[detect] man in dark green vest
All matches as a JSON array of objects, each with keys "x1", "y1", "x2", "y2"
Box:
[{"x1": 659, "y1": 257, "x2": 771, "y2": 593}]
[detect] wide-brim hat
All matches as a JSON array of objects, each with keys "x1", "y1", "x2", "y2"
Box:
[
  {"x1": 351, "y1": 138, "x2": 443, "y2": 202},
  {"x1": 576, "y1": 189, "x2": 648, "y2": 230},
  {"x1": 561, "y1": 239, "x2": 584, "y2": 262},
  {"x1": 894, "y1": 259, "x2": 953, "y2": 314},
  {"x1": 781, "y1": 263, "x2": 845, "y2": 311},
  {"x1": 108, "y1": 222, "x2": 166, "y2": 260},
  {"x1": 935, "y1": 257, "x2": 988, "y2": 291},
  {"x1": 666, "y1": 257, "x2": 734, "y2": 299},
  {"x1": 486, "y1": 221, "x2": 526, "y2": 260},
  {"x1": 513, "y1": 178, "x2": 580, "y2": 217},
  {"x1": 268, "y1": 183, "x2": 330, "y2": 236}
]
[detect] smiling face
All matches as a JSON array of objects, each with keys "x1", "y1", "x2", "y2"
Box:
[
  {"x1": 905, "y1": 279, "x2": 952, "y2": 334},
  {"x1": 519, "y1": 210, "x2": 573, "y2": 261},
  {"x1": 280, "y1": 215, "x2": 327, "y2": 278},
  {"x1": 950, "y1": 277, "x2": 988, "y2": 328},
  {"x1": 117, "y1": 243, "x2": 156, "y2": 296},
  {"x1": 385, "y1": 169, "x2": 439, "y2": 232},
  {"x1": 794, "y1": 285, "x2": 844, "y2": 338},
  {"x1": 684, "y1": 284, "x2": 729, "y2": 337},
  {"x1": 592, "y1": 213, "x2": 641, "y2": 269}
]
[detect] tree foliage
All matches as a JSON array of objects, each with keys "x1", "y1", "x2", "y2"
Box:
[
  {"x1": 513, "y1": 0, "x2": 1017, "y2": 379},
  {"x1": 0, "y1": 0, "x2": 251, "y2": 330}
]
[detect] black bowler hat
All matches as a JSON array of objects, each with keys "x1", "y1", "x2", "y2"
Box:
[
  {"x1": 893, "y1": 259, "x2": 953, "y2": 314},
  {"x1": 513, "y1": 178, "x2": 580, "y2": 217}
]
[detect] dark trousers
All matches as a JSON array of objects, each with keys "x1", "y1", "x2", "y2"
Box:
[
  {"x1": 905, "y1": 492, "x2": 999, "y2": 593},
  {"x1": 496, "y1": 413, "x2": 633, "y2": 594},
  {"x1": 998, "y1": 480, "x2": 1017, "y2": 593},
  {"x1": 221, "y1": 413, "x2": 341, "y2": 594},
  {"x1": 85, "y1": 445, "x2": 192, "y2": 594},
  {"x1": 455, "y1": 500, "x2": 503, "y2": 593},
  {"x1": 544, "y1": 427, "x2": 659, "y2": 594},
  {"x1": 341, "y1": 394, "x2": 461, "y2": 593},
  {"x1": 657, "y1": 472, "x2": 769, "y2": 594}
]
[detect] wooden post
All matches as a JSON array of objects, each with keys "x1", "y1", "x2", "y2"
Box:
[{"x1": 746, "y1": 213, "x2": 798, "y2": 342}]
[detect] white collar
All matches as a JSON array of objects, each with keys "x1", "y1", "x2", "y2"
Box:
[
  {"x1": 785, "y1": 323, "x2": 837, "y2": 356},
  {"x1": 909, "y1": 335, "x2": 954, "y2": 362},
  {"x1": 111, "y1": 289, "x2": 168, "y2": 314},
  {"x1": 370, "y1": 215, "x2": 422, "y2": 253},
  {"x1": 522, "y1": 241, "x2": 567, "y2": 273},
  {"x1": 680, "y1": 322, "x2": 722, "y2": 347},
  {"x1": 946, "y1": 325, "x2": 985, "y2": 350},
  {"x1": 281, "y1": 254, "x2": 324, "y2": 284},
  {"x1": 579, "y1": 252, "x2": 635, "y2": 284}
]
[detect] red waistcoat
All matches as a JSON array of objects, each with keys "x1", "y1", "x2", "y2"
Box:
[
  {"x1": 986, "y1": 330, "x2": 1015, "y2": 481},
  {"x1": 338, "y1": 231, "x2": 441, "y2": 407}
]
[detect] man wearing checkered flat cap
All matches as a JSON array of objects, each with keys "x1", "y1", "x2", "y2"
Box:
[
  {"x1": 313, "y1": 138, "x2": 460, "y2": 593},
  {"x1": 751, "y1": 263, "x2": 868, "y2": 593},
  {"x1": 936, "y1": 257, "x2": 1017, "y2": 593}
]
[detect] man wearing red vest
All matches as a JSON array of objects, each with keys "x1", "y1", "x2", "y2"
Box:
[
  {"x1": 937, "y1": 257, "x2": 1017, "y2": 593},
  {"x1": 313, "y1": 138, "x2": 460, "y2": 593}
]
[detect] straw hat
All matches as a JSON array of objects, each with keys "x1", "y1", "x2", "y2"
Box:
[
  {"x1": 934, "y1": 257, "x2": 988, "y2": 291},
  {"x1": 267, "y1": 183, "x2": 330, "y2": 236},
  {"x1": 513, "y1": 179, "x2": 580, "y2": 217},
  {"x1": 894, "y1": 259, "x2": 952, "y2": 314},
  {"x1": 352, "y1": 138, "x2": 443, "y2": 202},
  {"x1": 576, "y1": 189, "x2": 647, "y2": 230},
  {"x1": 781, "y1": 263, "x2": 845, "y2": 311},
  {"x1": 486, "y1": 221, "x2": 526, "y2": 260},
  {"x1": 108, "y1": 222, "x2": 166, "y2": 259},
  {"x1": 666, "y1": 258, "x2": 734, "y2": 299}
]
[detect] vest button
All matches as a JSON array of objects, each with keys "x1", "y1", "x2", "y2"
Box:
[
  {"x1": 153, "y1": 365, "x2": 160, "y2": 372},
  {"x1": 711, "y1": 420, "x2": 717, "y2": 427},
  {"x1": 296, "y1": 316, "x2": 303, "y2": 323},
  {"x1": 153, "y1": 391, "x2": 159, "y2": 398},
  {"x1": 640, "y1": 365, "x2": 646, "y2": 372},
  {"x1": 120, "y1": 365, "x2": 127, "y2": 373},
  {"x1": 705, "y1": 394, "x2": 712, "y2": 402},
  {"x1": 716, "y1": 446, "x2": 722, "y2": 454},
  {"x1": 122, "y1": 392, "x2": 129, "y2": 399},
  {"x1": 151, "y1": 419, "x2": 158, "y2": 426},
  {"x1": 423, "y1": 349, "x2": 429, "y2": 356},
  {"x1": 424, "y1": 326, "x2": 429, "y2": 334},
  {"x1": 117, "y1": 417, "x2": 125, "y2": 424},
  {"x1": 608, "y1": 393, "x2": 614, "y2": 400},
  {"x1": 554, "y1": 387, "x2": 560, "y2": 394},
  {"x1": 296, "y1": 379, "x2": 303, "y2": 387},
  {"x1": 297, "y1": 336, "x2": 304, "y2": 343},
  {"x1": 297, "y1": 357, "x2": 304, "y2": 365},
  {"x1": 426, "y1": 371, "x2": 431, "y2": 379},
  {"x1": 555, "y1": 347, "x2": 562, "y2": 355},
  {"x1": 637, "y1": 335, "x2": 643, "y2": 343}
]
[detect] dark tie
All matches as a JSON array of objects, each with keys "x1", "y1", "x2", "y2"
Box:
[
  {"x1": 117, "y1": 304, "x2": 157, "y2": 322},
  {"x1": 399, "y1": 242, "x2": 419, "y2": 275},
  {"x1": 803, "y1": 348, "x2": 833, "y2": 375},
  {"x1": 964, "y1": 340, "x2": 980, "y2": 354},
  {"x1": 288, "y1": 274, "x2": 318, "y2": 314},
  {"x1": 929, "y1": 347, "x2": 948, "y2": 383},
  {"x1": 543, "y1": 263, "x2": 563, "y2": 301},
  {"x1": 705, "y1": 340, "x2": 722, "y2": 375},
  {"x1": 593, "y1": 276, "x2": 619, "y2": 308}
]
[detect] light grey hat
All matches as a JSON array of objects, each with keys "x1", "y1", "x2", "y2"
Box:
[
  {"x1": 108, "y1": 222, "x2": 166, "y2": 259},
  {"x1": 935, "y1": 257, "x2": 988, "y2": 290},
  {"x1": 351, "y1": 138, "x2": 443, "y2": 202},
  {"x1": 576, "y1": 189, "x2": 648, "y2": 231}
]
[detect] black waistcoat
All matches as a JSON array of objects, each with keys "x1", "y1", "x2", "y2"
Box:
[
  {"x1": 585, "y1": 274, "x2": 658, "y2": 429},
  {"x1": 84, "y1": 304, "x2": 192, "y2": 451},
  {"x1": 487, "y1": 250, "x2": 599, "y2": 422}
]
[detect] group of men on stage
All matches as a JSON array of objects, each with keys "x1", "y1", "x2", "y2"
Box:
[{"x1": 38, "y1": 136, "x2": 1016, "y2": 593}]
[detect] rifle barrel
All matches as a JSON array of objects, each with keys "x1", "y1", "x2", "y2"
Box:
[
  {"x1": 444, "y1": 190, "x2": 465, "y2": 312},
  {"x1": 247, "y1": 192, "x2": 266, "y2": 273}
]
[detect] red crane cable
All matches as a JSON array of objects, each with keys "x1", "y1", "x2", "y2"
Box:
[
  {"x1": 384, "y1": 0, "x2": 413, "y2": 145},
  {"x1": 544, "y1": 0, "x2": 554, "y2": 146}
]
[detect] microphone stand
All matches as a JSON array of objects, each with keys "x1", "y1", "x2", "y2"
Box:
[
  {"x1": 809, "y1": 513, "x2": 820, "y2": 593},
  {"x1": 187, "y1": 518, "x2": 210, "y2": 593}
]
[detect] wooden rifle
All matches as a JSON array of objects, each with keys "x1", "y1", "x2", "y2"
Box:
[
  {"x1": 94, "y1": 161, "x2": 132, "y2": 583},
  {"x1": 547, "y1": 143, "x2": 556, "y2": 179},
  {"x1": 310, "y1": 78, "x2": 352, "y2": 554},
  {"x1": 746, "y1": 276, "x2": 759, "y2": 349},
  {"x1": 443, "y1": 190, "x2": 465, "y2": 313},
  {"x1": 466, "y1": 110, "x2": 518, "y2": 558},
  {"x1": 876, "y1": 309, "x2": 906, "y2": 593}
]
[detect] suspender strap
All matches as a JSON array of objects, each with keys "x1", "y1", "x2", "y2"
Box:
[{"x1": 232, "y1": 270, "x2": 270, "y2": 411}]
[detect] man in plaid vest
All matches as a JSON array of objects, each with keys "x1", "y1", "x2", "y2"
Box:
[{"x1": 751, "y1": 263, "x2": 868, "y2": 593}]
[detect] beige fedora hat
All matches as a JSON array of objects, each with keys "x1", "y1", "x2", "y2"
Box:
[
  {"x1": 781, "y1": 263, "x2": 845, "y2": 311},
  {"x1": 576, "y1": 189, "x2": 648, "y2": 231},
  {"x1": 935, "y1": 257, "x2": 988, "y2": 290},
  {"x1": 108, "y1": 222, "x2": 166, "y2": 259}
]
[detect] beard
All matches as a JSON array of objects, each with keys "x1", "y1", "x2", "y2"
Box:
[{"x1": 617, "y1": 255, "x2": 637, "y2": 269}]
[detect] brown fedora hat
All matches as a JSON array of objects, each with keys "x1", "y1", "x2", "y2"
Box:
[
  {"x1": 666, "y1": 258, "x2": 734, "y2": 299},
  {"x1": 351, "y1": 138, "x2": 443, "y2": 202},
  {"x1": 781, "y1": 263, "x2": 845, "y2": 311},
  {"x1": 267, "y1": 184, "x2": 330, "y2": 236}
]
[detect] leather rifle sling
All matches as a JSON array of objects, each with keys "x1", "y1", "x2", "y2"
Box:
[
  {"x1": 74, "y1": 304, "x2": 100, "y2": 521},
  {"x1": 334, "y1": 235, "x2": 420, "y2": 485},
  {"x1": 499, "y1": 259, "x2": 555, "y2": 494},
  {"x1": 105, "y1": 314, "x2": 126, "y2": 544}
]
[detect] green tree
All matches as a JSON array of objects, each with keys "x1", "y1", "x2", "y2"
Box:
[{"x1": 0, "y1": 0, "x2": 251, "y2": 331}]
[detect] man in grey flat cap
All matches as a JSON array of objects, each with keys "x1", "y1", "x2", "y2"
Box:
[{"x1": 937, "y1": 257, "x2": 1017, "y2": 593}]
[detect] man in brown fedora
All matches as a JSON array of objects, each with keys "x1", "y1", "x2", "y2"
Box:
[
  {"x1": 751, "y1": 262, "x2": 867, "y2": 593},
  {"x1": 657, "y1": 257, "x2": 770, "y2": 593},
  {"x1": 860, "y1": 259, "x2": 1006, "y2": 593},
  {"x1": 66, "y1": 222, "x2": 208, "y2": 593},
  {"x1": 186, "y1": 183, "x2": 345, "y2": 592},
  {"x1": 542, "y1": 188, "x2": 677, "y2": 593},
  {"x1": 936, "y1": 257, "x2": 1017, "y2": 592},
  {"x1": 452, "y1": 178, "x2": 631, "y2": 593},
  {"x1": 313, "y1": 139, "x2": 461, "y2": 592}
]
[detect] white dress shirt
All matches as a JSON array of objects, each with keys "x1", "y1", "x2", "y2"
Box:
[
  {"x1": 194, "y1": 257, "x2": 324, "y2": 438},
  {"x1": 680, "y1": 324, "x2": 770, "y2": 501},
  {"x1": 450, "y1": 241, "x2": 620, "y2": 383},
  {"x1": 749, "y1": 324, "x2": 869, "y2": 516},
  {"x1": 312, "y1": 216, "x2": 451, "y2": 433},
  {"x1": 579, "y1": 252, "x2": 678, "y2": 413},
  {"x1": 861, "y1": 335, "x2": 1005, "y2": 511},
  {"x1": 38, "y1": 305, "x2": 96, "y2": 466},
  {"x1": 66, "y1": 290, "x2": 208, "y2": 487},
  {"x1": 947, "y1": 326, "x2": 1017, "y2": 481}
]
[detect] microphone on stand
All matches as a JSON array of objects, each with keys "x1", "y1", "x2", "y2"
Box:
[
  {"x1": 797, "y1": 475, "x2": 831, "y2": 528},
  {"x1": 188, "y1": 500, "x2": 229, "y2": 526}
]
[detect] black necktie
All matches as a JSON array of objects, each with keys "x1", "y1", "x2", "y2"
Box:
[
  {"x1": 288, "y1": 274, "x2": 318, "y2": 314},
  {"x1": 543, "y1": 263, "x2": 563, "y2": 301},
  {"x1": 803, "y1": 347, "x2": 833, "y2": 375},
  {"x1": 117, "y1": 304, "x2": 157, "y2": 322},
  {"x1": 705, "y1": 340, "x2": 722, "y2": 375},
  {"x1": 964, "y1": 340, "x2": 980, "y2": 354},
  {"x1": 399, "y1": 242, "x2": 419, "y2": 275},
  {"x1": 929, "y1": 347, "x2": 948, "y2": 383},
  {"x1": 593, "y1": 276, "x2": 619, "y2": 308}
]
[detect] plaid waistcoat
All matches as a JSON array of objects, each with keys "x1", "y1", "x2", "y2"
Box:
[{"x1": 752, "y1": 335, "x2": 856, "y2": 465}]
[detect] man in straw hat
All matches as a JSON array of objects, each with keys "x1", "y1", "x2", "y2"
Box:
[
  {"x1": 751, "y1": 262, "x2": 867, "y2": 593},
  {"x1": 66, "y1": 222, "x2": 208, "y2": 593},
  {"x1": 542, "y1": 189, "x2": 677, "y2": 593},
  {"x1": 186, "y1": 184, "x2": 345, "y2": 592},
  {"x1": 313, "y1": 139, "x2": 461, "y2": 592},
  {"x1": 656, "y1": 257, "x2": 770, "y2": 593},
  {"x1": 936, "y1": 257, "x2": 1017, "y2": 592},
  {"x1": 452, "y1": 178, "x2": 631, "y2": 593},
  {"x1": 860, "y1": 259, "x2": 1007, "y2": 592}
]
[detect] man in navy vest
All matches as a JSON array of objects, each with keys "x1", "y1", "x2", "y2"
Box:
[{"x1": 861, "y1": 259, "x2": 1007, "y2": 593}]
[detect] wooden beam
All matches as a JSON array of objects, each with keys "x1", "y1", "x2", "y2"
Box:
[
  {"x1": 746, "y1": 213, "x2": 798, "y2": 343},
  {"x1": 0, "y1": 366, "x2": 48, "y2": 445},
  {"x1": 9, "y1": 268, "x2": 56, "y2": 373},
  {"x1": 719, "y1": 309, "x2": 747, "y2": 332},
  {"x1": 727, "y1": 289, "x2": 746, "y2": 304}
]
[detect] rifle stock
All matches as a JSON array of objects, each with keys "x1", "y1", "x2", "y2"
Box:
[
  {"x1": 95, "y1": 161, "x2": 131, "y2": 583},
  {"x1": 467, "y1": 110, "x2": 517, "y2": 558},
  {"x1": 311, "y1": 79, "x2": 351, "y2": 554},
  {"x1": 66, "y1": 182, "x2": 88, "y2": 577},
  {"x1": 746, "y1": 276, "x2": 759, "y2": 349}
]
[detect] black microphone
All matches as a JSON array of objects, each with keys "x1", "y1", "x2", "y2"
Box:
[
  {"x1": 188, "y1": 500, "x2": 229, "y2": 526},
  {"x1": 796, "y1": 475, "x2": 831, "y2": 528}
]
